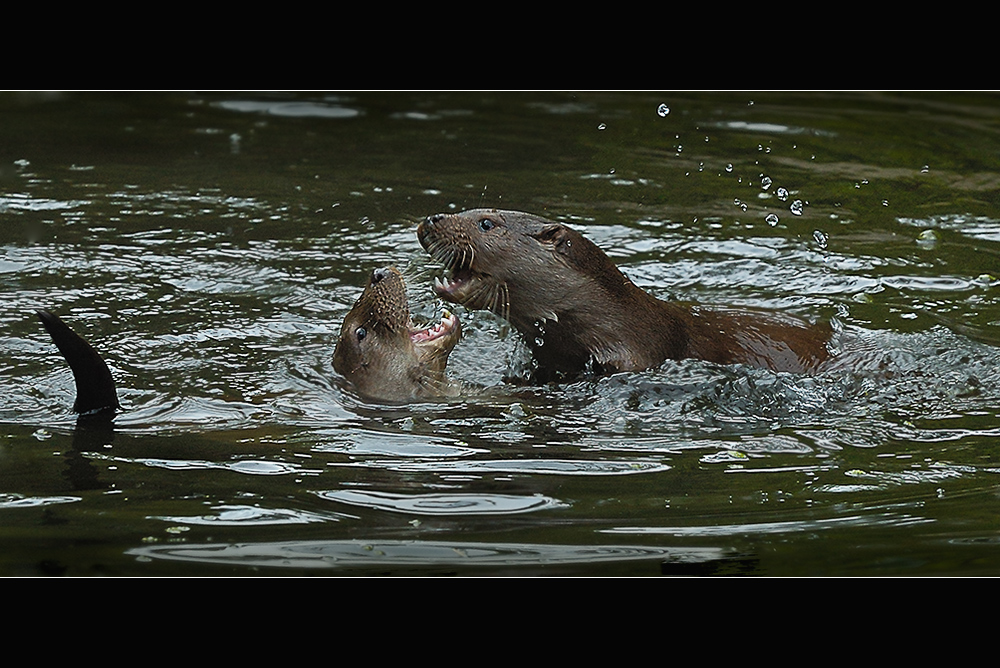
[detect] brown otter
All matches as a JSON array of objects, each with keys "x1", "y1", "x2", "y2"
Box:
[
  {"x1": 417, "y1": 208, "x2": 830, "y2": 379},
  {"x1": 333, "y1": 266, "x2": 462, "y2": 402}
]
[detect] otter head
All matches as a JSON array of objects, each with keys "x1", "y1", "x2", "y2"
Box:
[
  {"x1": 333, "y1": 266, "x2": 460, "y2": 403},
  {"x1": 417, "y1": 209, "x2": 630, "y2": 332}
]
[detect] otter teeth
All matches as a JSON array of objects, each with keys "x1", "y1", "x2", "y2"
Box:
[
  {"x1": 411, "y1": 310, "x2": 457, "y2": 343},
  {"x1": 435, "y1": 275, "x2": 458, "y2": 290}
]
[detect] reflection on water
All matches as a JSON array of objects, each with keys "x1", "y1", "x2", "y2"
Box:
[
  {"x1": 128, "y1": 539, "x2": 739, "y2": 575},
  {"x1": 2, "y1": 92, "x2": 1000, "y2": 575}
]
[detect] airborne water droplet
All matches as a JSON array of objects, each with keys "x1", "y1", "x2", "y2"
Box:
[
  {"x1": 813, "y1": 229, "x2": 828, "y2": 249},
  {"x1": 765, "y1": 213, "x2": 779, "y2": 226},
  {"x1": 657, "y1": 103, "x2": 670, "y2": 117},
  {"x1": 790, "y1": 199, "x2": 804, "y2": 216}
]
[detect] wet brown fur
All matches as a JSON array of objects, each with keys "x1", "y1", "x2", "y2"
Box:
[
  {"x1": 333, "y1": 266, "x2": 461, "y2": 402},
  {"x1": 418, "y1": 208, "x2": 830, "y2": 379}
]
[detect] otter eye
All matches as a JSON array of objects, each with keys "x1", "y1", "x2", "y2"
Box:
[
  {"x1": 356, "y1": 327, "x2": 367, "y2": 342},
  {"x1": 478, "y1": 218, "x2": 496, "y2": 232}
]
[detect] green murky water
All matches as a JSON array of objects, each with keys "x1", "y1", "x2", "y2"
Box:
[{"x1": 2, "y1": 91, "x2": 1000, "y2": 575}]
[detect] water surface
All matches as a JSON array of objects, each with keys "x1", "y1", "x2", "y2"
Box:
[{"x1": 2, "y1": 92, "x2": 1000, "y2": 575}]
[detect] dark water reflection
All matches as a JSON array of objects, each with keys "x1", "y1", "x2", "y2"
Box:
[{"x1": 2, "y1": 92, "x2": 1000, "y2": 575}]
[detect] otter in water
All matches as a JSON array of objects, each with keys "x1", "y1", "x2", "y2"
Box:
[
  {"x1": 333, "y1": 266, "x2": 462, "y2": 402},
  {"x1": 36, "y1": 310, "x2": 121, "y2": 422},
  {"x1": 417, "y1": 208, "x2": 830, "y2": 379}
]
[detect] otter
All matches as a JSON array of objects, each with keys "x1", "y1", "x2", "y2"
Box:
[
  {"x1": 417, "y1": 208, "x2": 830, "y2": 379},
  {"x1": 333, "y1": 266, "x2": 462, "y2": 402},
  {"x1": 36, "y1": 310, "x2": 120, "y2": 422}
]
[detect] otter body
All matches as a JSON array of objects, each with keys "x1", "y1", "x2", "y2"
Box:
[
  {"x1": 333, "y1": 266, "x2": 462, "y2": 402},
  {"x1": 418, "y1": 208, "x2": 830, "y2": 378}
]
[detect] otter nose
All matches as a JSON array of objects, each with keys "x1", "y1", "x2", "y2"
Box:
[
  {"x1": 425, "y1": 213, "x2": 446, "y2": 226},
  {"x1": 371, "y1": 267, "x2": 393, "y2": 284}
]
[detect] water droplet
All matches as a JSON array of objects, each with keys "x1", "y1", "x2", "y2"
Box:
[
  {"x1": 776, "y1": 187, "x2": 789, "y2": 201},
  {"x1": 597, "y1": 123, "x2": 607, "y2": 130},
  {"x1": 917, "y1": 229, "x2": 939, "y2": 248},
  {"x1": 765, "y1": 213, "x2": 779, "y2": 226},
  {"x1": 657, "y1": 103, "x2": 670, "y2": 117},
  {"x1": 790, "y1": 199, "x2": 804, "y2": 216},
  {"x1": 761, "y1": 176, "x2": 772, "y2": 191},
  {"x1": 882, "y1": 199, "x2": 889, "y2": 207},
  {"x1": 921, "y1": 164, "x2": 930, "y2": 173},
  {"x1": 725, "y1": 164, "x2": 734, "y2": 173},
  {"x1": 813, "y1": 229, "x2": 828, "y2": 249}
]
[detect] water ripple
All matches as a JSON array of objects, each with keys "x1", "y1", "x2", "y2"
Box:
[
  {"x1": 318, "y1": 489, "x2": 566, "y2": 515},
  {"x1": 128, "y1": 539, "x2": 733, "y2": 571},
  {"x1": 338, "y1": 458, "x2": 671, "y2": 476},
  {"x1": 152, "y1": 504, "x2": 345, "y2": 526},
  {"x1": 0, "y1": 493, "x2": 80, "y2": 509}
]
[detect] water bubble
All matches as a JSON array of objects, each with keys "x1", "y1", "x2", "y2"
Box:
[
  {"x1": 813, "y1": 229, "x2": 829, "y2": 249},
  {"x1": 776, "y1": 187, "x2": 789, "y2": 201},
  {"x1": 917, "y1": 229, "x2": 939, "y2": 248},
  {"x1": 765, "y1": 213, "x2": 779, "y2": 226},
  {"x1": 761, "y1": 176, "x2": 772, "y2": 191},
  {"x1": 790, "y1": 199, "x2": 804, "y2": 216},
  {"x1": 657, "y1": 103, "x2": 670, "y2": 117}
]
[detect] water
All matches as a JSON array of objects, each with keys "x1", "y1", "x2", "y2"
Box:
[{"x1": 2, "y1": 91, "x2": 1000, "y2": 575}]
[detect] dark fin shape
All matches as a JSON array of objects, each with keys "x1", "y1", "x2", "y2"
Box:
[{"x1": 37, "y1": 310, "x2": 120, "y2": 420}]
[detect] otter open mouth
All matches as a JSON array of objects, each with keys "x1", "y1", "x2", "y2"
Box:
[
  {"x1": 432, "y1": 268, "x2": 478, "y2": 303},
  {"x1": 411, "y1": 309, "x2": 459, "y2": 346}
]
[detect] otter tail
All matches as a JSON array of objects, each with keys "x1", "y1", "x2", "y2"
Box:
[{"x1": 37, "y1": 311, "x2": 120, "y2": 420}]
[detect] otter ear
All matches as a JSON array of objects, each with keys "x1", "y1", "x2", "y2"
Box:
[{"x1": 531, "y1": 224, "x2": 572, "y2": 254}]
